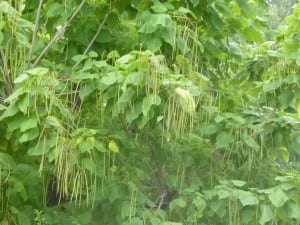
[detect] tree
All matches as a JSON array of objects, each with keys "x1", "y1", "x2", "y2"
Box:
[{"x1": 1, "y1": 0, "x2": 300, "y2": 224}]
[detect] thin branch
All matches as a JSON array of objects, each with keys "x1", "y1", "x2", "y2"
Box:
[
  {"x1": 32, "y1": 0, "x2": 86, "y2": 68},
  {"x1": 0, "y1": 48, "x2": 13, "y2": 96},
  {"x1": 83, "y1": 13, "x2": 110, "y2": 56},
  {"x1": 73, "y1": 12, "x2": 110, "y2": 69},
  {"x1": 27, "y1": 0, "x2": 44, "y2": 69}
]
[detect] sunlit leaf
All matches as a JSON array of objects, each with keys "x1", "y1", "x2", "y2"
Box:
[
  {"x1": 268, "y1": 187, "x2": 289, "y2": 208},
  {"x1": 231, "y1": 180, "x2": 247, "y2": 187},
  {"x1": 14, "y1": 73, "x2": 29, "y2": 84},
  {"x1": 26, "y1": 67, "x2": 49, "y2": 76},
  {"x1": 109, "y1": 140, "x2": 119, "y2": 153},
  {"x1": 237, "y1": 190, "x2": 259, "y2": 206}
]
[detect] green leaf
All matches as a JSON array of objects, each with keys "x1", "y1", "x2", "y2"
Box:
[
  {"x1": 79, "y1": 82, "x2": 97, "y2": 100},
  {"x1": 0, "y1": 104, "x2": 19, "y2": 120},
  {"x1": 116, "y1": 53, "x2": 136, "y2": 65},
  {"x1": 137, "y1": 113, "x2": 153, "y2": 129},
  {"x1": 215, "y1": 1, "x2": 231, "y2": 16},
  {"x1": 118, "y1": 88, "x2": 135, "y2": 104},
  {"x1": 100, "y1": 74, "x2": 118, "y2": 86},
  {"x1": 26, "y1": 67, "x2": 49, "y2": 76},
  {"x1": 139, "y1": 23, "x2": 157, "y2": 34},
  {"x1": 20, "y1": 117, "x2": 38, "y2": 132},
  {"x1": 18, "y1": 95, "x2": 30, "y2": 114},
  {"x1": 169, "y1": 198, "x2": 186, "y2": 212},
  {"x1": 88, "y1": 51, "x2": 98, "y2": 58},
  {"x1": 94, "y1": 141, "x2": 107, "y2": 152},
  {"x1": 151, "y1": 14, "x2": 172, "y2": 27},
  {"x1": 259, "y1": 204, "x2": 273, "y2": 225},
  {"x1": 126, "y1": 101, "x2": 142, "y2": 123},
  {"x1": 286, "y1": 203, "x2": 300, "y2": 219},
  {"x1": 6, "y1": 114, "x2": 26, "y2": 131},
  {"x1": 107, "y1": 50, "x2": 120, "y2": 59},
  {"x1": 263, "y1": 79, "x2": 282, "y2": 92},
  {"x1": 81, "y1": 157, "x2": 96, "y2": 173},
  {"x1": 151, "y1": 2, "x2": 168, "y2": 13},
  {"x1": 268, "y1": 187, "x2": 289, "y2": 208},
  {"x1": 237, "y1": 0, "x2": 253, "y2": 16},
  {"x1": 46, "y1": 2, "x2": 64, "y2": 18},
  {"x1": 216, "y1": 132, "x2": 234, "y2": 148},
  {"x1": 5, "y1": 87, "x2": 26, "y2": 103},
  {"x1": 79, "y1": 141, "x2": 93, "y2": 153},
  {"x1": 242, "y1": 27, "x2": 264, "y2": 42},
  {"x1": 231, "y1": 180, "x2": 247, "y2": 187},
  {"x1": 109, "y1": 140, "x2": 119, "y2": 153},
  {"x1": 216, "y1": 189, "x2": 230, "y2": 199},
  {"x1": 210, "y1": 199, "x2": 227, "y2": 218},
  {"x1": 241, "y1": 207, "x2": 256, "y2": 224},
  {"x1": 142, "y1": 94, "x2": 161, "y2": 115},
  {"x1": 145, "y1": 36, "x2": 162, "y2": 52},
  {"x1": 0, "y1": 1, "x2": 18, "y2": 17},
  {"x1": 189, "y1": 0, "x2": 200, "y2": 7},
  {"x1": 278, "y1": 147, "x2": 289, "y2": 163},
  {"x1": 16, "y1": 32, "x2": 31, "y2": 48},
  {"x1": 0, "y1": 31, "x2": 3, "y2": 45},
  {"x1": 126, "y1": 72, "x2": 144, "y2": 85},
  {"x1": 121, "y1": 202, "x2": 131, "y2": 219},
  {"x1": 45, "y1": 116, "x2": 62, "y2": 128},
  {"x1": 0, "y1": 152, "x2": 16, "y2": 168},
  {"x1": 14, "y1": 73, "x2": 29, "y2": 84},
  {"x1": 177, "y1": 7, "x2": 197, "y2": 19},
  {"x1": 161, "y1": 26, "x2": 175, "y2": 45},
  {"x1": 19, "y1": 128, "x2": 39, "y2": 143},
  {"x1": 242, "y1": 132, "x2": 260, "y2": 151},
  {"x1": 0, "y1": 104, "x2": 7, "y2": 111},
  {"x1": 192, "y1": 196, "x2": 206, "y2": 214},
  {"x1": 139, "y1": 13, "x2": 172, "y2": 33},
  {"x1": 237, "y1": 190, "x2": 259, "y2": 206},
  {"x1": 27, "y1": 136, "x2": 56, "y2": 156},
  {"x1": 72, "y1": 72, "x2": 98, "y2": 80},
  {"x1": 161, "y1": 222, "x2": 183, "y2": 225},
  {"x1": 200, "y1": 123, "x2": 218, "y2": 136},
  {"x1": 72, "y1": 54, "x2": 88, "y2": 63}
]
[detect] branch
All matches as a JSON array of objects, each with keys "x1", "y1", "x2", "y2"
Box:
[
  {"x1": 72, "y1": 10, "x2": 110, "y2": 69},
  {"x1": 32, "y1": 0, "x2": 86, "y2": 67},
  {"x1": 27, "y1": 0, "x2": 44, "y2": 69}
]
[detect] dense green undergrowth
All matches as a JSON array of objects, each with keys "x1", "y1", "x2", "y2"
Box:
[{"x1": 1, "y1": 0, "x2": 300, "y2": 224}]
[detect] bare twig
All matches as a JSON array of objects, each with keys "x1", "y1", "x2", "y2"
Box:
[
  {"x1": 27, "y1": 0, "x2": 44, "y2": 69},
  {"x1": 32, "y1": 0, "x2": 86, "y2": 67},
  {"x1": 156, "y1": 192, "x2": 166, "y2": 209}
]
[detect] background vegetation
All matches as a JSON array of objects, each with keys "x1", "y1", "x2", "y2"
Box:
[{"x1": 1, "y1": 0, "x2": 300, "y2": 224}]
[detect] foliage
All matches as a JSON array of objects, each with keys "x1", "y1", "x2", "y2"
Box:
[{"x1": 1, "y1": 0, "x2": 300, "y2": 225}]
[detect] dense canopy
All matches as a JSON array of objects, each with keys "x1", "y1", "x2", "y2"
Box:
[{"x1": 1, "y1": 0, "x2": 300, "y2": 224}]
